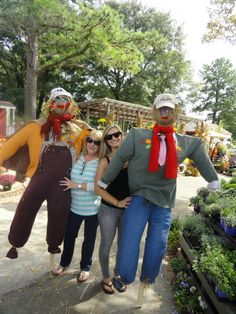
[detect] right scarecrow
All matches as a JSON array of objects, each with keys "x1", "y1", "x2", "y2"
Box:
[{"x1": 99, "y1": 93, "x2": 219, "y2": 305}]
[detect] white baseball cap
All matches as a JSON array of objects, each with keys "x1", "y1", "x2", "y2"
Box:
[
  {"x1": 50, "y1": 87, "x2": 72, "y2": 100},
  {"x1": 153, "y1": 93, "x2": 178, "y2": 109}
]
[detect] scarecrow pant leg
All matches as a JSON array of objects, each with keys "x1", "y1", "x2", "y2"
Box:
[
  {"x1": 8, "y1": 176, "x2": 46, "y2": 248},
  {"x1": 46, "y1": 184, "x2": 71, "y2": 249}
]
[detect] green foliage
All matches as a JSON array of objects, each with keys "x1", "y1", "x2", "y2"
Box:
[
  {"x1": 203, "y1": 0, "x2": 236, "y2": 44},
  {"x1": 174, "y1": 271, "x2": 205, "y2": 313},
  {"x1": 182, "y1": 214, "x2": 213, "y2": 241},
  {"x1": 170, "y1": 256, "x2": 188, "y2": 274},
  {"x1": 0, "y1": 0, "x2": 144, "y2": 117},
  {"x1": 201, "y1": 203, "x2": 221, "y2": 217},
  {"x1": 77, "y1": 0, "x2": 189, "y2": 105},
  {"x1": 193, "y1": 58, "x2": 236, "y2": 126},
  {"x1": 167, "y1": 217, "x2": 182, "y2": 255},
  {"x1": 193, "y1": 243, "x2": 236, "y2": 299}
]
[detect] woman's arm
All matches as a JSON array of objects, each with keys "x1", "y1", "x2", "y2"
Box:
[
  {"x1": 60, "y1": 177, "x2": 95, "y2": 192},
  {"x1": 95, "y1": 158, "x2": 131, "y2": 208}
]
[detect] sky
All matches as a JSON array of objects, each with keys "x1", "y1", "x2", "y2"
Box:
[{"x1": 141, "y1": 0, "x2": 236, "y2": 80}]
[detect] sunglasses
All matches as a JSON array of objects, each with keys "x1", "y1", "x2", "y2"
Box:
[
  {"x1": 86, "y1": 137, "x2": 101, "y2": 146},
  {"x1": 54, "y1": 96, "x2": 68, "y2": 104},
  {"x1": 80, "y1": 161, "x2": 86, "y2": 175},
  {"x1": 104, "y1": 131, "x2": 122, "y2": 141}
]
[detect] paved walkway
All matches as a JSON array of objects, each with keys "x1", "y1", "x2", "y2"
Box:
[{"x1": 0, "y1": 174, "x2": 221, "y2": 313}]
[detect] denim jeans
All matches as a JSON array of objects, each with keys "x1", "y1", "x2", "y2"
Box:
[
  {"x1": 60, "y1": 211, "x2": 98, "y2": 271},
  {"x1": 117, "y1": 195, "x2": 172, "y2": 284},
  {"x1": 98, "y1": 203, "x2": 124, "y2": 278}
]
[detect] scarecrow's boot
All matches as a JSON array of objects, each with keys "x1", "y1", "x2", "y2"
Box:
[{"x1": 6, "y1": 246, "x2": 18, "y2": 259}]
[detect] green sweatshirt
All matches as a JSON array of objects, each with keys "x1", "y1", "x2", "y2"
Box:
[{"x1": 102, "y1": 127, "x2": 218, "y2": 208}]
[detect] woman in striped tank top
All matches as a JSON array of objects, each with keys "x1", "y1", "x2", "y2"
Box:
[{"x1": 52, "y1": 129, "x2": 101, "y2": 282}]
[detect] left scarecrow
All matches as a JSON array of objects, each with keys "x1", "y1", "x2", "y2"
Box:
[{"x1": 0, "y1": 87, "x2": 91, "y2": 262}]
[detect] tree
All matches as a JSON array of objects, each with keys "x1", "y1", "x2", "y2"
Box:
[
  {"x1": 0, "y1": 0, "x2": 143, "y2": 118},
  {"x1": 203, "y1": 0, "x2": 236, "y2": 44},
  {"x1": 193, "y1": 58, "x2": 236, "y2": 125},
  {"x1": 71, "y1": 0, "x2": 189, "y2": 106}
]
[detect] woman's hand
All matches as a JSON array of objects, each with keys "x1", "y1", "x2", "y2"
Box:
[
  {"x1": 117, "y1": 197, "x2": 132, "y2": 208},
  {"x1": 60, "y1": 177, "x2": 78, "y2": 191}
]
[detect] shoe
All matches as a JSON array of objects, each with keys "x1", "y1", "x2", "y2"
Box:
[
  {"x1": 102, "y1": 281, "x2": 115, "y2": 294},
  {"x1": 112, "y1": 277, "x2": 127, "y2": 293},
  {"x1": 6, "y1": 247, "x2": 18, "y2": 259},
  {"x1": 52, "y1": 265, "x2": 66, "y2": 276},
  {"x1": 77, "y1": 270, "x2": 90, "y2": 283}
]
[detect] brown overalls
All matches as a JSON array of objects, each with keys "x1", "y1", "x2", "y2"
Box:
[{"x1": 8, "y1": 145, "x2": 72, "y2": 253}]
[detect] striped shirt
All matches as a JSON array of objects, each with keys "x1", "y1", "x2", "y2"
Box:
[{"x1": 70, "y1": 154, "x2": 100, "y2": 216}]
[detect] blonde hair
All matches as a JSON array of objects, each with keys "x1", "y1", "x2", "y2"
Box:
[
  {"x1": 99, "y1": 124, "x2": 123, "y2": 160},
  {"x1": 82, "y1": 129, "x2": 102, "y2": 156}
]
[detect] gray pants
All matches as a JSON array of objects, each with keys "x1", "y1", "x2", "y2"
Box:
[{"x1": 98, "y1": 203, "x2": 124, "y2": 278}]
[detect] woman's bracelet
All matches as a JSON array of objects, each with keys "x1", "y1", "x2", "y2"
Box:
[{"x1": 116, "y1": 200, "x2": 119, "y2": 207}]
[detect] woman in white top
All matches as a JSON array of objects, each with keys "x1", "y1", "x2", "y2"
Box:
[{"x1": 52, "y1": 129, "x2": 101, "y2": 282}]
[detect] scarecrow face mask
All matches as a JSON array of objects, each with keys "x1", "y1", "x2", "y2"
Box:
[
  {"x1": 50, "y1": 95, "x2": 71, "y2": 115},
  {"x1": 152, "y1": 106, "x2": 177, "y2": 126}
]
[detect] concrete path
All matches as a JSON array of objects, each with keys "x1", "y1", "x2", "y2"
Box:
[{"x1": 0, "y1": 174, "x2": 223, "y2": 313}]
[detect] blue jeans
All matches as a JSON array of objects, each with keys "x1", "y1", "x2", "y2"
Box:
[
  {"x1": 117, "y1": 195, "x2": 172, "y2": 284},
  {"x1": 60, "y1": 211, "x2": 98, "y2": 271}
]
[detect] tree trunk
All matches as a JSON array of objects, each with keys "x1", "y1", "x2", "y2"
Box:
[{"x1": 24, "y1": 34, "x2": 38, "y2": 119}]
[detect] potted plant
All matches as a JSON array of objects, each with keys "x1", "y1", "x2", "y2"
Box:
[
  {"x1": 221, "y1": 202, "x2": 236, "y2": 237},
  {"x1": 189, "y1": 187, "x2": 210, "y2": 213},
  {"x1": 167, "y1": 217, "x2": 182, "y2": 256},
  {"x1": 173, "y1": 271, "x2": 207, "y2": 313},
  {"x1": 0, "y1": 173, "x2": 15, "y2": 191},
  {"x1": 193, "y1": 243, "x2": 236, "y2": 300},
  {"x1": 182, "y1": 214, "x2": 213, "y2": 248},
  {"x1": 223, "y1": 212, "x2": 236, "y2": 237}
]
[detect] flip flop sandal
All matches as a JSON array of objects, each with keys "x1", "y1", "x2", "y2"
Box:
[
  {"x1": 77, "y1": 270, "x2": 90, "y2": 283},
  {"x1": 112, "y1": 277, "x2": 127, "y2": 293},
  {"x1": 102, "y1": 281, "x2": 115, "y2": 294},
  {"x1": 52, "y1": 265, "x2": 67, "y2": 276}
]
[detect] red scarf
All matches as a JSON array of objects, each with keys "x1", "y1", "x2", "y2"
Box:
[
  {"x1": 148, "y1": 124, "x2": 178, "y2": 179},
  {"x1": 41, "y1": 113, "x2": 73, "y2": 141}
]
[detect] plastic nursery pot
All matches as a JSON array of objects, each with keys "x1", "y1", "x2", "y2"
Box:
[
  {"x1": 215, "y1": 286, "x2": 229, "y2": 301},
  {"x1": 3, "y1": 184, "x2": 12, "y2": 191},
  {"x1": 224, "y1": 225, "x2": 236, "y2": 237},
  {"x1": 220, "y1": 217, "x2": 225, "y2": 230}
]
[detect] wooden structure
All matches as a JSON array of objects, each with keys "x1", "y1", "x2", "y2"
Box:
[
  {"x1": 78, "y1": 98, "x2": 151, "y2": 131},
  {"x1": 0, "y1": 101, "x2": 16, "y2": 137},
  {"x1": 77, "y1": 97, "x2": 203, "y2": 132}
]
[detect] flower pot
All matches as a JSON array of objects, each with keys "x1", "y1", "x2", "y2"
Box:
[
  {"x1": 3, "y1": 184, "x2": 12, "y2": 191},
  {"x1": 224, "y1": 225, "x2": 236, "y2": 237},
  {"x1": 193, "y1": 204, "x2": 201, "y2": 213},
  {"x1": 215, "y1": 286, "x2": 229, "y2": 301},
  {"x1": 220, "y1": 217, "x2": 225, "y2": 230}
]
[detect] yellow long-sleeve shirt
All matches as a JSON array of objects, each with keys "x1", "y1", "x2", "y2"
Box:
[{"x1": 0, "y1": 122, "x2": 90, "y2": 177}]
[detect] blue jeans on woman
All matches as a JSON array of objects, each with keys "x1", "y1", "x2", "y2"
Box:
[
  {"x1": 60, "y1": 211, "x2": 98, "y2": 271},
  {"x1": 117, "y1": 195, "x2": 172, "y2": 284}
]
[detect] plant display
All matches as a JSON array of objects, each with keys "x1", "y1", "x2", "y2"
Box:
[
  {"x1": 193, "y1": 243, "x2": 236, "y2": 299},
  {"x1": 173, "y1": 271, "x2": 206, "y2": 313},
  {"x1": 170, "y1": 256, "x2": 188, "y2": 274},
  {"x1": 182, "y1": 214, "x2": 213, "y2": 246}
]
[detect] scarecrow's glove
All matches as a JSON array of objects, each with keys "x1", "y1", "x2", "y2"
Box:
[{"x1": 207, "y1": 180, "x2": 220, "y2": 191}]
